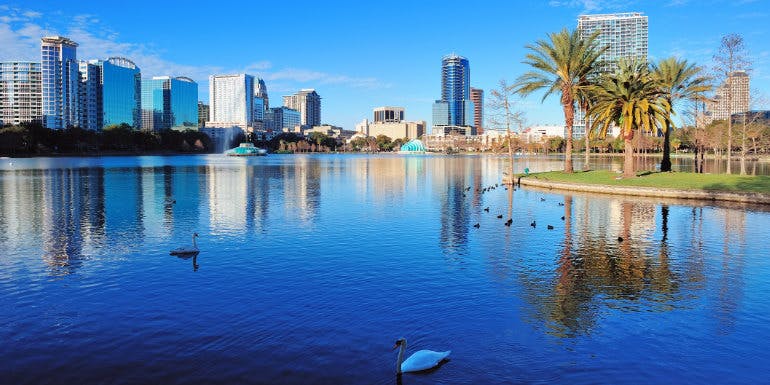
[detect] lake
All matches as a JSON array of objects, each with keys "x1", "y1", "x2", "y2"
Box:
[{"x1": 1, "y1": 154, "x2": 769, "y2": 384}]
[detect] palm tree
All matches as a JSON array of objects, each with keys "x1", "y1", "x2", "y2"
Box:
[
  {"x1": 514, "y1": 28, "x2": 606, "y2": 173},
  {"x1": 587, "y1": 60, "x2": 670, "y2": 178},
  {"x1": 651, "y1": 57, "x2": 711, "y2": 172}
]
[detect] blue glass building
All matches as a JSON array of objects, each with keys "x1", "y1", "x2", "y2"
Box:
[
  {"x1": 432, "y1": 54, "x2": 475, "y2": 135},
  {"x1": 41, "y1": 36, "x2": 79, "y2": 129},
  {"x1": 142, "y1": 76, "x2": 198, "y2": 131},
  {"x1": 100, "y1": 57, "x2": 141, "y2": 129}
]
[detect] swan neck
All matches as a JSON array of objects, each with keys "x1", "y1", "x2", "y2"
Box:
[
  {"x1": 192, "y1": 235, "x2": 197, "y2": 249},
  {"x1": 396, "y1": 340, "x2": 406, "y2": 374}
]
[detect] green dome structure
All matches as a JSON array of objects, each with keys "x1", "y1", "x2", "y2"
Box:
[{"x1": 399, "y1": 139, "x2": 426, "y2": 154}]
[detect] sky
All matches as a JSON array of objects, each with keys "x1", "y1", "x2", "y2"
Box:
[{"x1": 1, "y1": 0, "x2": 769, "y2": 131}]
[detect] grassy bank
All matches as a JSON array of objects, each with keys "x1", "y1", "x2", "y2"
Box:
[{"x1": 524, "y1": 170, "x2": 770, "y2": 194}]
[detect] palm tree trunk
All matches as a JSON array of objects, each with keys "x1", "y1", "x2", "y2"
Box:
[
  {"x1": 661, "y1": 119, "x2": 672, "y2": 172},
  {"x1": 583, "y1": 118, "x2": 591, "y2": 171},
  {"x1": 623, "y1": 136, "x2": 635, "y2": 178},
  {"x1": 563, "y1": 103, "x2": 574, "y2": 173}
]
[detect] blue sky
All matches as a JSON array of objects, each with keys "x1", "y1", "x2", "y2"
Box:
[{"x1": 1, "y1": 0, "x2": 768, "y2": 131}]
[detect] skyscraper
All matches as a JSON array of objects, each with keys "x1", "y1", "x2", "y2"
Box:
[
  {"x1": 41, "y1": 36, "x2": 79, "y2": 129},
  {"x1": 78, "y1": 61, "x2": 102, "y2": 130},
  {"x1": 577, "y1": 13, "x2": 648, "y2": 138},
  {"x1": 141, "y1": 76, "x2": 198, "y2": 131},
  {"x1": 707, "y1": 70, "x2": 750, "y2": 122},
  {"x1": 432, "y1": 54, "x2": 474, "y2": 135},
  {"x1": 208, "y1": 74, "x2": 254, "y2": 128},
  {"x1": 282, "y1": 89, "x2": 321, "y2": 127},
  {"x1": 470, "y1": 87, "x2": 484, "y2": 134},
  {"x1": 577, "y1": 13, "x2": 648, "y2": 72},
  {"x1": 0, "y1": 62, "x2": 42, "y2": 125},
  {"x1": 100, "y1": 57, "x2": 141, "y2": 129}
]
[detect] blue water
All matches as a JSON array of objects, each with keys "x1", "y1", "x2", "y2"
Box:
[{"x1": 1, "y1": 154, "x2": 769, "y2": 384}]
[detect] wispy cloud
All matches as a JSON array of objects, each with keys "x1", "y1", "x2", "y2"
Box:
[
  {"x1": 0, "y1": 7, "x2": 387, "y2": 100},
  {"x1": 548, "y1": 0, "x2": 638, "y2": 13}
]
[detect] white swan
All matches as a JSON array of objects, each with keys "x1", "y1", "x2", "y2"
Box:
[
  {"x1": 393, "y1": 338, "x2": 450, "y2": 374},
  {"x1": 170, "y1": 233, "x2": 199, "y2": 256}
]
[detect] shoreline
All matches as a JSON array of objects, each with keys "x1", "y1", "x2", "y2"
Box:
[{"x1": 514, "y1": 175, "x2": 770, "y2": 205}]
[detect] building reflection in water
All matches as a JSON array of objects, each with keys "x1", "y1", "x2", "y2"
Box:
[{"x1": 39, "y1": 168, "x2": 105, "y2": 276}]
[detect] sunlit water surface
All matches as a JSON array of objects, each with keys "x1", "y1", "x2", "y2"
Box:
[{"x1": 1, "y1": 154, "x2": 769, "y2": 385}]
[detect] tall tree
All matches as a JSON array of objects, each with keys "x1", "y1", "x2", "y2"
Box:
[
  {"x1": 488, "y1": 79, "x2": 525, "y2": 183},
  {"x1": 514, "y1": 28, "x2": 606, "y2": 173},
  {"x1": 713, "y1": 33, "x2": 751, "y2": 174},
  {"x1": 587, "y1": 60, "x2": 670, "y2": 178},
  {"x1": 651, "y1": 57, "x2": 711, "y2": 172}
]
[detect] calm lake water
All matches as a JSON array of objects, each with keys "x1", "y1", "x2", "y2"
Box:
[{"x1": 1, "y1": 154, "x2": 769, "y2": 385}]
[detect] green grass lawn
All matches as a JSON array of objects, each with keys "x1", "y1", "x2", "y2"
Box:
[{"x1": 525, "y1": 170, "x2": 770, "y2": 194}]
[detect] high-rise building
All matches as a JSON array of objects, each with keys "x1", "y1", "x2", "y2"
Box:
[
  {"x1": 97, "y1": 57, "x2": 142, "y2": 129},
  {"x1": 265, "y1": 106, "x2": 300, "y2": 132},
  {"x1": 208, "y1": 74, "x2": 254, "y2": 129},
  {"x1": 578, "y1": 12, "x2": 648, "y2": 72},
  {"x1": 78, "y1": 61, "x2": 102, "y2": 130},
  {"x1": 197, "y1": 102, "x2": 209, "y2": 128},
  {"x1": 432, "y1": 54, "x2": 474, "y2": 135},
  {"x1": 141, "y1": 76, "x2": 198, "y2": 131},
  {"x1": 0, "y1": 62, "x2": 42, "y2": 125},
  {"x1": 576, "y1": 13, "x2": 648, "y2": 138},
  {"x1": 470, "y1": 88, "x2": 484, "y2": 134},
  {"x1": 707, "y1": 71, "x2": 750, "y2": 122},
  {"x1": 283, "y1": 89, "x2": 321, "y2": 127},
  {"x1": 255, "y1": 78, "x2": 269, "y2": 110},
  {"x1": 41, "y1": 36, "x2": 79, "y2": 129}
]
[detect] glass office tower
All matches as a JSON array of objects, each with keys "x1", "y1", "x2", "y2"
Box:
[
  {"x1": 100, "y1": 57, "x2": 141, "y2": 129},
  {"x1": 143, "y1": 76, "x2": 199, "y2": 131},
  {"x1": 432, "y1": 53, "x2": 474, "y2": 134},
  {"x1": 41, "y1": 36, "x2": 79, "y2": 129}
]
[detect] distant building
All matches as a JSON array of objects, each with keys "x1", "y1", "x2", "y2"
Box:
[
  {"x1": 470, "y1": 87, "x2": 484, "y2": 134},
  {"x1": 101, "y1": 58, "x2": 141, "y2": 129},
  {"x1": 283, "y1": 89, "x2": 321, "y2": 127},
  {"x1": 78, "y1": 61, "x2": 101, "y2": 130},
  {"x1": 197, "y1": 102, "x2": 209, "y2": 128},
  {"x1": 707, "y1": 71, "x2": 750, "y2": 123},
  {"x1": 522, "y1": 125, "x2": 568, "y2": 143},
  {"x1": 359, "y1": 107, "x2": 425, "y2": 139},
  {"x1": 577, "y1": 13, "x2": 648, "y2": 73},
  {"x1": 41, "y1": 36, "x2": 79, "y2": 129},
  {"x1": 373, "y1": 106, "x2": 404, "y2": 123},
  {"x1": 141, "y1": 76, "x2": 198, "y2": 131},
  {"x1": 208, "y1": 74, "x2": 255, "y2": 129},
  {"x1": 0, "y1": 62, "x2": 42, "y2": 125},
  {"x1": 255, "y1": 78, "x2": 268, "y2": 110},
  {"x1": 77, "y1": 57, "x2": 142, "y2": 130},
  {"x1": 265, "y1": 106, "x2": 300, "y2": 132},
  {"x1": 432, "y1": 54, "x2": 474, "y2": 135}
]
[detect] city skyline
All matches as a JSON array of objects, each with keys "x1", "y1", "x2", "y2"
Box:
[{"x1": 1, "y1": 1, "x2": 769, "y2": 132}]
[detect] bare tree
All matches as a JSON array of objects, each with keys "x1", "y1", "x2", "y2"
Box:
[
  {"x1": 739, "y1": 90, "x2": 769, "y2": 174},
  {"x1": 713, "y1": 33, "x2": 751, "y2": 174},
  {"x1": 488, "y1": 79, "x2": 526, "y2": 184}
]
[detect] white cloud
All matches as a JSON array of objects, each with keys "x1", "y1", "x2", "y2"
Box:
[
  {"x1": 548, "y1": 0, "x2": 637, "y2": 12},
  {"x1": 0, "y1": 7, "x2": 386, "y2": 101}
]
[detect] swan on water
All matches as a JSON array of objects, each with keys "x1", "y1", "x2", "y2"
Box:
[
  {"x1": 170, "y1": 233, "x2": 199, "y2": 256},
  {"x1": 393, "y1": 338, "x2": 450, "y2": 374}
]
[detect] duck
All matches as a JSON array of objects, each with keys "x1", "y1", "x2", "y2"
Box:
[
  {"x1": 547, "y1": 225, "x2": 554, "y2": 230},
  {"x1": 530, "y1": 220, "x2": 536, "y2": 228},
  {"x1": 393, "y1": 338, "x2": 450, "y2": 374},
  {"x1": 473, "y1": 223, "x2": 480, "y2": 228},
  {"x1": 497, "y1": 214, "x2": 503, "y2": 219},
  {"x1": 483, "y1": 207, "x2": 489, "y2": 212}
]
